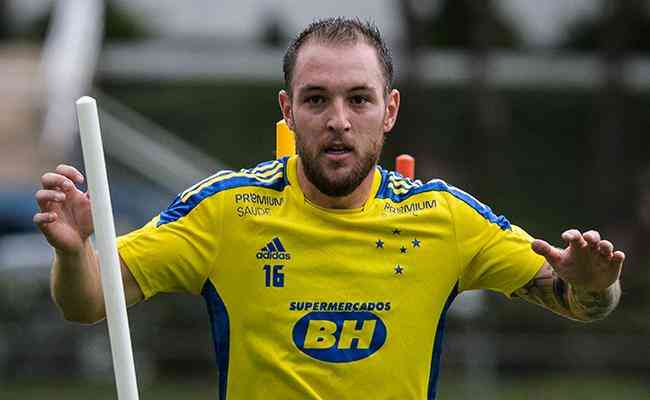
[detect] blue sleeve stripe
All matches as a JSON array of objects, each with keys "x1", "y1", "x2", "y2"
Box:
[
  {"x1": 444, "y1": 183, "x2": 512, "y2": 230},
  {"x1": 157, "y1": 169, "x2": 286, "y2": 227},
  {"x1": 280, "y1": 156, "x2": 291, "y2": 187},
  {"x1": 376, "y1": 167, "x2": 390, "y2": 197},
  {"x1": 375, "y1": 169, "x2": 511, "y2": 231},
  {"x1": 427, "y1": 282, "x2": 459, "y2": 400},
  {"x1": 246, "y1": 159, "x2": 278, "y2": 173},
  {"x1": 242, "y1": 162, "x2": 283, "y2": 179},
  {"x1": 179, "y1": 169, "x2": 234, "y2": 200},
  {"x1": 179, "y1": 161, "x2": 283, "y2": 203},
  {"x1": 202, "y1": 280, "x2": 230, "y2": 400},
  {"x1": 375, "y1": 168, "x2": 429, "y2": 203}
]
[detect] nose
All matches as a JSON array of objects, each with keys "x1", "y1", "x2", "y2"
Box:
[{"x1": 326, "y1": 98, "x2": 351, "y2": 134}]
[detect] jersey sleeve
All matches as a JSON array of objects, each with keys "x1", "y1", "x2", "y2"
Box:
[
  {"x1": 117, "y1": 193, "x2": 221, "y2": 299},
  {"x1": 445, "y1": 189, "x2": 545, "y2": 297}
]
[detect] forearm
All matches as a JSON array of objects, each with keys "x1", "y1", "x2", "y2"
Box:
[
  {"x1": 514, "y1": 263, "x2": 621, "y2": 322},
  {"x1": 567, "y1": 280, "x2": 621, "y2": 321},
  {"x1": 51, "y1": 241, "x2": 106, "y2": 323}
]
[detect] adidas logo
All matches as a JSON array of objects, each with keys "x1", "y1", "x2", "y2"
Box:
[{"x1": 256, "y1": 237, "x2": 292, "y2": 260}]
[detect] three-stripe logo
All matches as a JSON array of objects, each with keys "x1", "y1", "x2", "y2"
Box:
[{"x1": 256, "y1": 237, "x2": 292, "y2": 260}]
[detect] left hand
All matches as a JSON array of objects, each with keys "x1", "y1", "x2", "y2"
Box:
[{"x1": 531, "y1": 229, "x2": 625, "y2": 292}]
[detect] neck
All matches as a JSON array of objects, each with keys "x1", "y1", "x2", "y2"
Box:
[{"x1": 296, "y1": 157, "x2": 376, "y2": 209}]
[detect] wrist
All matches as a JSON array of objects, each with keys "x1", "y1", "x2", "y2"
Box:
[
  {"x1": 567, "y1": 280, "x2": 620, "y2": 322},
  {"x1": 55, "y1": 240, "x2": 92, "y2": 263},
  {"x1": 570, "y1": 279, "x2": 619, "y2": 295}
]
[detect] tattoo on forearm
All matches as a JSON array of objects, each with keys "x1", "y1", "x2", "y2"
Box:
[
  {"x1": 513, "y1": 264, "x2": 620, "y2": 322},
  {"x1": 552, "y1": 277, "x2": 569, "y2": 309},
  {"x1": 568, "y1": 285, "x2": 619, "y2": 321}
]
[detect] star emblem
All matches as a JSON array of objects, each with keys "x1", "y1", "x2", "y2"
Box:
[
  {"x1": 375, "y1": 239, "x2": 384, "y2": 249},
  {"x1": 412, "y1": 238, "x2": 421, "y2": 248},
  {"x1": 392, "y1": 228, "x2": 401, "y2": 235},
  {"x1": 400, "y1": 246, "x2": 407, "y2": 254},
  {"x1": 394, "y1": 265, "x2": 404, "y2": 274}
]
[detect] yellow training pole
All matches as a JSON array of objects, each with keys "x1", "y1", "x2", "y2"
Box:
[{"x1": 276, "y1": 119, "x2": 296, "y2": 159}]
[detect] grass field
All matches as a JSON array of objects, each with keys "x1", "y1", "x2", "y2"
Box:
[{"x1": 2, "y1": 375, "x2": 647, "y2": 399}]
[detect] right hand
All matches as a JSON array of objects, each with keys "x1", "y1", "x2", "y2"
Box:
[{"x1": 34, "y1": 164, "x2": 94, "y2": 254}]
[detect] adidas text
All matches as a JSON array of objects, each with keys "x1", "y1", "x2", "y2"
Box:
[{"x1": 257, "y1": 251, "x2": 291, "y2": 260}]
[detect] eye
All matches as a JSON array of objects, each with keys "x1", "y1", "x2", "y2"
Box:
[
  {"x1": 350, "y1": 95, "x2": 369, "y2": 105},
  {"x1": 306, "y1": 95, "x2": 325, "y2": 106}
]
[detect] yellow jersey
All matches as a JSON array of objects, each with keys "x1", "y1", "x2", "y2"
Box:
[{"x1": 117, "y1": 155, "x2": 543, "y2": 399}]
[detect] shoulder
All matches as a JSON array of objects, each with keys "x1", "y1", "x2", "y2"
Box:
[
  {"x1": 374, "y1": 166, "x2": 455, "y2": 203},
  {"x1": 179, "y1": 158, "x2": 288, "y2": 199},
  {"x1": 375, "y1": 166, "x2": 510, "y2": 230},
  {"x1": 158, "y1": 158, "x2": 289, "y2": 226}
]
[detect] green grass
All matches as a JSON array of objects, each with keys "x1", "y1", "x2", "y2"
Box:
[
  {"x1": 437, "y1": 375, "x2": 650, "y2": 400},
  {"x1": 1, "y1": 379, "x2": 215, "y2": 399},
  {"x1": 2, "y1": 375, "x2": 647, "y2": 399}
]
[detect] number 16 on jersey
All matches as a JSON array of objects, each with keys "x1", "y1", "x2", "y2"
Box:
[{"x1": 263, "y1": 264, "x2": 285, "y2": 287}]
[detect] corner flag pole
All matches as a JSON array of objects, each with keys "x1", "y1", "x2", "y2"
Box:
[{"x1": 76, "y1": 96, "x2": 139, "y2": 400}]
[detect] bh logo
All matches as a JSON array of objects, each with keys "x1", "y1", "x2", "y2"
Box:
[{"x1": 292, "y1": 312, "x2": 387, "y2": 362}]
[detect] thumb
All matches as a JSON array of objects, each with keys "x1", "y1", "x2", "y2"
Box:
[{"x1": 532, "y1": 239, "x2": 563, "y2": 266}]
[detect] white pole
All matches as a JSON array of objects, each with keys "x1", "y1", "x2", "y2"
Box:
[{"x1": 76, "y1": 96, "x2": 139, "y2": 400}]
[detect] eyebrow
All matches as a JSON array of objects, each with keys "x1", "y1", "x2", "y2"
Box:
[
  {"x1": 299, "y1": 85, "x2": 327, "y2": 93},
  {"x1": 349, "y1": 85, "x2": 376, "y2": 92},
  {"x1": 298, "y1": 84, "x2": 377, "y2": 93}
]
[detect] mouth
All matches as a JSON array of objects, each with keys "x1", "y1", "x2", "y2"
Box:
[{"x1": 323, "y1": 143, "x2": 354, "y2": 158}]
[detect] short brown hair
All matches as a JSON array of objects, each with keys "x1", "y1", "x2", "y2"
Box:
[{"x1": 283, "y1": 17, "x2": 394, "y2": 94}]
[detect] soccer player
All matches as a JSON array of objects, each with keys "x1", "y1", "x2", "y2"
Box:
[{"x1": 34, "y1": 18, "x2": 624, "y2": 400}]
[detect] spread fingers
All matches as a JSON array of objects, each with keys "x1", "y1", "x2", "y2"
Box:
[{"x1": 583, "y1": 230, "x2": 601, "y2": 247}]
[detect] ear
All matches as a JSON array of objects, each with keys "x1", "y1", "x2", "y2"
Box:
[
  {"x1": 278, "y1": 90, "x2": 295, "y2": 130},
  {"x1": 383, "y1": 89, "x2": 400, "y2": 133}
]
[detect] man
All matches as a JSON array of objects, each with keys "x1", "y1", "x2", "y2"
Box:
[{"x1": 34, "y1": 17, "x2": 623, "y2": 400}]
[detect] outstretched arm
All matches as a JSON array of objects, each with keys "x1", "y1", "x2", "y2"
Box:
[
  {"x1": 514, "y1": 229, "x2": 623, "y2": 322},
  {"x1": 35, "y1": 164, "x2": 144, "y2": 324}
]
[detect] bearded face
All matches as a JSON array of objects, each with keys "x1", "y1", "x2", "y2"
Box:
[
  {"x1": 294, "y1": 124, "x2": 384, "y2": 197},
  {"x1": 281, "y1": 41, "x2": 398, "y2": 200}
]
